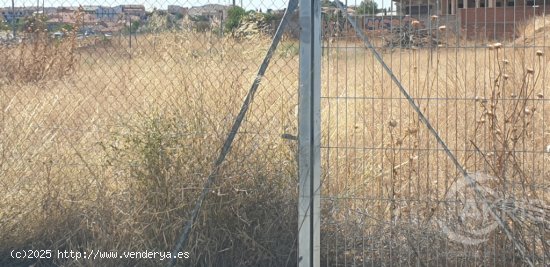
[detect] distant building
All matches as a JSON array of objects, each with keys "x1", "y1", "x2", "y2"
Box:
[
  {"x1": 96, "y1": 6, "x2": 118, "y2": 21},
  {"x1": 168, "y1": 5, "x2": 188, "y2": 17},
  {"x1": 114, "y1": 5, "x2": 146, "y2": 20},
  {"x1": 188, "y1": 4, "x2": 231, "y2": 21},
  {"x1": 393, "y1": 0, "x2": 550, "y2": 38},
  {"x1": 48, "y1": 7, "x2": 98, "y2": 25},
  {"x1": 53, "y1": 6, "x2": 123, "y2": 22},
  {"x1": 80, "y1": 5, "x2": 99, "y2": 15}
]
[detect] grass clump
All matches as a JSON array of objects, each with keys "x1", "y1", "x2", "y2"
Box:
[{"x1": 95, "y1": 109, "x2": 298, "y2": 266}]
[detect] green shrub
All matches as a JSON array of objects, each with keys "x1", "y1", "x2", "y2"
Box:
[
  {"x1": 225, "y1": 6, "x2": 246, "y2": 32},
  {"x1": 357, "y1": 0, "x2": 379, "y2": 14}
]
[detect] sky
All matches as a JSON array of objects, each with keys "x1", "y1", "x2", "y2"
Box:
[{"x1": 1, "y1": 0, "x2": 393, "y2": 12}]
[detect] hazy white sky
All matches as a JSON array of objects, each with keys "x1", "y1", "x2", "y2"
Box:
[{"x1": 1, "y1": 0, "x2": 392, "y2": 11}]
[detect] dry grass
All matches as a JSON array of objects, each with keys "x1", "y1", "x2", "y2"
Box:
[
  {"x1": 1, "y1": 31, "x2": 298, "y2": 266},
  {"x1": 516, "y1": 16, "x2": 550, "y2": 45},
  {"x1": 320, "y1": 40, "x2": 550, "y2": 265},
  {"x1": 0, "y1": 25, "x2": 549, "y2": 267},
  {"x1": 0, "y1": 14, "x2": 81, "y2": 84}
]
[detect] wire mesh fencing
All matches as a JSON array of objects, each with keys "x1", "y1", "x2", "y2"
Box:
[
  {"x1": 0, "y1": 1, "x2": 300, "y2": 266},
  {"x1": 321, "y1": 0, "x2": 549, "y2": 266},
  {"x1": 2, "y1": 0, "x2": 550, "y2": 266}
]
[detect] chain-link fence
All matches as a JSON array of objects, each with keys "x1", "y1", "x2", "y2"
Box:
[
  {"x1": 321, "y1": 0, "x2": 549, "y2": 266},
  {"x1": 2, "y1": 0, "x2": 550, "y2": 266},
  {"x1": 1, "y1": 0, "x2": 300, "y2": 266}
]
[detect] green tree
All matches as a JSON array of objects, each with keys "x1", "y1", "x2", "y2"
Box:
[
  {"x1": 357, "y1": 0, "x2": 379, "y2": 14},
  {"x1": 322, "y1": 0, "x2": 346, "y2": 8},
  {"x1": 190, "y1": 15, "x2": 209, "y2": 22},
  {"x1": 62, "y1": 24, "x2": 74, "y2": 32},
  {"x1": 225, "y1": 6, "x2": 246, "y2": 32},
  {"x1": 130, "y1": 20, "x2": 140, "y2": 33}
]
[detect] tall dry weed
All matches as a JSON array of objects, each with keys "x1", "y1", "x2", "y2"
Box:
[{"x1": 0, "y1": 10, "x2": 81, "y2": 84}]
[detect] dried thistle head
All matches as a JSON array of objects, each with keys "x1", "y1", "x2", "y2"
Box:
[
  {"x1": 526, "y1": 67, "x2": 535, "y2": 74},
  {"x1": 537, "y1": 93, "x2": 544, "y2": 99},
  {"x1": 388, "y1": 119, "x2": 398, "y2": 128},
  {"x1": 407, "y1": 127, "x2": 418, "y2": 134},
  {"x1": 536, "y1": 50, "x2": 544, "y2": 56},
  {"x1": 439, "y1": 25, "x2": 447, "y2": 31}
]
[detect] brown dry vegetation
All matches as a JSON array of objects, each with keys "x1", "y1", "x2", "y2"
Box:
[
  {"x1": 321, "y1": 44, "x2": 550, "y2": 265},
  {"x1": 1, "y1": 19, "x2": 549, "y2": 266},
  {"x1": 516, "y1": 16, "x2": 550, "y2": 45},
  {"x1": 1, "y1": 31, "x2": 298, "y2": 266}
]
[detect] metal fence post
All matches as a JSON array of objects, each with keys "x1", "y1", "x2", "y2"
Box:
[
  {"x1": 298, "y1": 0, "x2": 321, "y2": 266},
  {"x1": 11, "y1": 0, "x2": 16, "y2": 39}
]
